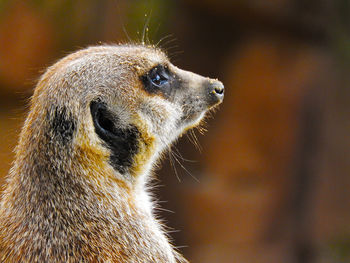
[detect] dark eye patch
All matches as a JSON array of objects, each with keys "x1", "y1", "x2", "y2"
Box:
[{"x1": 141, "y1": 64, "x2": 172, "y2": 96}]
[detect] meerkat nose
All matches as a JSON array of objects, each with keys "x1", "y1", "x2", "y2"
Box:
[
  {"x1": 213, "y1": 82, "x2": 224, "y2": 96},
  {"x1": 207, "y1": 80, "x2": 224, "y2": 105}
]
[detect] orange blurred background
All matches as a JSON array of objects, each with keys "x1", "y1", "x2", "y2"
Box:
[{"x1": 1, "y1": 1, "x2": 350, "y2": 262}]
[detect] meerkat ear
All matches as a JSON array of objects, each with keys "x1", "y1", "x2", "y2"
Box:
[
  {"x1": 90, "y1": 100, "x2": 140, "y2": 174},
  {"x1": 90, "y1": 101, "x2": 117, "y2": 138}
]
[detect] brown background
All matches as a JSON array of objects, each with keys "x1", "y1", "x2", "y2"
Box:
[{"x1": 1, "y1": 1, "x2": 350, "y2": 262}]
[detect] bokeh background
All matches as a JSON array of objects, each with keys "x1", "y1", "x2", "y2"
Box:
[{"x1": 1, "y1": 0, "x2": 350, "y2": 262}]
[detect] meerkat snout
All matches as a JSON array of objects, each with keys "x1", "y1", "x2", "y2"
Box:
[
  {"x1": 0, "y1": 44, "x2": 223, "y2": 262},
  {"x1": 207, "y1": 80, "x2": 225, "y2": 103}
]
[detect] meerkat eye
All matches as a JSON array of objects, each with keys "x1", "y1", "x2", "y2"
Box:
[
  {"x1": 148, "y1": 65, "x2": 169, "y2": 87},
  {"x1": 147, "y1": 65, "x2": 169, "y2": 88},
  {"x1": 141, "y1": 65, "x2": 173, "y2": 95}
]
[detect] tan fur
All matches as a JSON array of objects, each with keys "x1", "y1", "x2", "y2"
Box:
[{"x1": 0, "y1": 44, "x2": 223, "y2": 262}]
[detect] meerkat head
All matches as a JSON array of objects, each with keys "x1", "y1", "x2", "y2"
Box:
[{"x1": 25, "y1": 44, "x2": 223, "y2": 186}]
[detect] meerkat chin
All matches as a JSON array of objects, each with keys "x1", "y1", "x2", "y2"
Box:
[{"x1": 0, "y1": 44, "x2": 224, "y2": 262}]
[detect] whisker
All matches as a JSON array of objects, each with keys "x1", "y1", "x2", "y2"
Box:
[
  {"x1": 168, "y1": 149, "x2": 181, "y2": 182},
  {"x1": 193, "y1": 129, "x2": 203, "y2": 152},
  {"x1": 168, "y1": 50, "x2": 184, "y2": 57},
  {"x1": 170, "y1": 149, "x2": 200, "y2": 183},
  {"x1": 162, "y1": 37, "x2": 178, "y2": 46},
  {"x1": 122, "y1": 26, "x2": 133, "y2": 43},
  {"x1": 154, "y1": 207, "x2": 175, "y2": 214},
  {"x1": 167, "y1": 229, "x2": 181, "y2": 234},
  {"x1": 142, "y1": 12, "x2": 152, "y2": 45},
  {"x1": 113, "y1": 0, "x2": 133, "y2": 43},
  {"x1": 172, "y1": 146, "x2": 196, "y2": 163},
  {"x1": 156, "y1": 34, "x2": 174, "y2": 47},
  {"x1": 175, "y1": 245, "x2": 189, "y2": 249},
  {"x1": 165, "y1": 45, "x2": 180, "y2": 52}
]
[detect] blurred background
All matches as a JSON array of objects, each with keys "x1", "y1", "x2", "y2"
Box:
[{"x1": 1, "y1": 0, "x2": 350, "y2": 262}]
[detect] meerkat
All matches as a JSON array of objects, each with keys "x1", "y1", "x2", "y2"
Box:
[{"x1": 0, "y1": 44, "x2": 224, "y2": 262}]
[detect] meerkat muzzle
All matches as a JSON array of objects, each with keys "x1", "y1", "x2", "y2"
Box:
[{"x1": 206, "y1": 80, "x2": 225, "y2": 107}]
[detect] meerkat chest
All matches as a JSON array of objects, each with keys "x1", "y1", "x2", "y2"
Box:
[{"x1": 79, "y1": 192, "x2": 177, "y2": 263}]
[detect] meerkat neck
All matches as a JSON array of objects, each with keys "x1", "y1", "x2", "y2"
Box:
[{"x1": 1, "y1": 116, "x2": 184, "y2": 263}]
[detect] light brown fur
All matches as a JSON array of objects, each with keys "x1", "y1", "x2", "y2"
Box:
[{"x1": 0, "y1": 44, "x2": 224, "y2": 262}]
